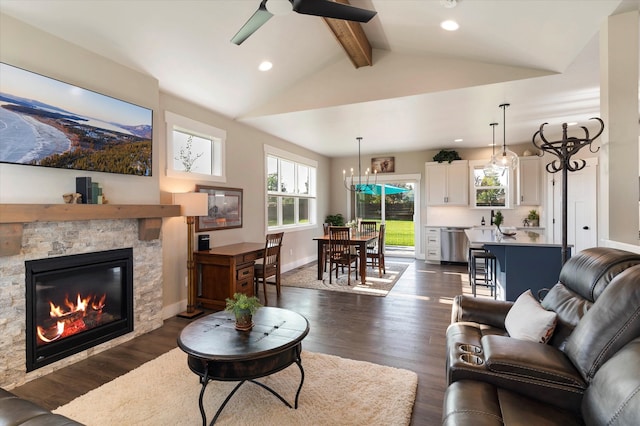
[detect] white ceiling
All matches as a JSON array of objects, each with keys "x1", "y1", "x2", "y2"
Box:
[{"x1": 1, "y1": 0, "x2": 637, "y2": 157}]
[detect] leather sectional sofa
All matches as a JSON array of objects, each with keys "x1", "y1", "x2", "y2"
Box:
[
  {"x1": 0, "y1": 388, "x2": 81, "y2": 425},
  {"x1": 442, "y1": 247, "x2": 640, "y2": 425}
]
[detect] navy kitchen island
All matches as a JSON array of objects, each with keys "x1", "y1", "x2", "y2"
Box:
[{"x1": 465, "y1": 228, "x2": 568, "y2": 301}]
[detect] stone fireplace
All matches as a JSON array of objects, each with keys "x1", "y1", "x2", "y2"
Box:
[{"x1": 0, "y1": 204, "x2": 179, "y2": 389}]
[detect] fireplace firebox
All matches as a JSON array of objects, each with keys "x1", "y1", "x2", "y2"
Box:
[{"x1": 25, "y1": 248, "x2": 134, "y2": 371}]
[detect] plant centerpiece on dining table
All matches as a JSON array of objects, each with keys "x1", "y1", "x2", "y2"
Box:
[{"x1": 225, "y1": 292, "x2": 262, "y2": 331}]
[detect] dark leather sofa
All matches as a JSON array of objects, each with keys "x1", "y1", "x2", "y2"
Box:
[
  {"x1": 442, "y1": 247, "x2": 640, "y2": 425},
  {"x1": 0, "y1": 388, "x2": 82, "y2": 425}
]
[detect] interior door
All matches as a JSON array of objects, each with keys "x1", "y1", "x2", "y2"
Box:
[{"x1": 548, "y1": 158, "x2": 598, "y2": 254}]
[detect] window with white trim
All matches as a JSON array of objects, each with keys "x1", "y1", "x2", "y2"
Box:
[
  {"x1": 265, "y1": 146, "x2": 317, "y2": 230},
  {"x1": 165, "y1": 111, "x2": 226, "y2": 181},
  {"x1": 472, "y1": 163, "x2": 510, "y2": 208}
]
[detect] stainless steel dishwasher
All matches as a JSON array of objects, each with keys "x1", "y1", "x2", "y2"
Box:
[{"x1": 440, "y1": 227, "x2": 469, "y2": 263}]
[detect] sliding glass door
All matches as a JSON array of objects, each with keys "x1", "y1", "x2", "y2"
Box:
[{"x1": 352, "y1": 181, "x2": 416, "y2": 254}]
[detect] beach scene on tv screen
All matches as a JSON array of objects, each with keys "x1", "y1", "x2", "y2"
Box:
[{"x1": 0, "y1": 63, "x2": 153, "y2": 176}]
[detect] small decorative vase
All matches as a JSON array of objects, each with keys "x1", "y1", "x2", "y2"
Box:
[{"x1": 235, "y1": 309, "x2": 253, "y2": 331}]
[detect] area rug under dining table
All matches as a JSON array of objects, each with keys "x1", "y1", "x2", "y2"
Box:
[
  {"x1": 280, "y1": 261, "x2": 409, "y2": 297},
  {"x1": 53, "y1": 348, "x2": 418, "y2": 425}
]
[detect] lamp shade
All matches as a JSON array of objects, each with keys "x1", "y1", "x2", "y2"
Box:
[{"x1": 173, "y1": 192, "x2": 208, "y2": 217}]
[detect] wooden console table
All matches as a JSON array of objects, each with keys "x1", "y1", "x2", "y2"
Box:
[{"x1": 194, "y1": 242, "x2": 264, "y2": 311}]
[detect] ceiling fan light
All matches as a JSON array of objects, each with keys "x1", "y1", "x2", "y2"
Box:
[{"x1": 265, "y1": 0, "x2": 292, "y2": 15}]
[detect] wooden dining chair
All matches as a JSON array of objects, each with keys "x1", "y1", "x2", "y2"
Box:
[
  {"x1": 367, "y1": 224, "x2": 386, "y2": 277},
  {"x1": 359, "y1": 220, "x2": 378, "y2": 251},
  {"x1": 254, "y1": 232, "x2": 284, "y2": 305},
  {"x1": 359, "y1": 220, "x2": 377, "y2": 235},
  {"x1": 322, "y1": 222, "x2": 330, "y2": 273},
  {"x1": 328, "y1": 226, "x2": 358, "y2": 285}
]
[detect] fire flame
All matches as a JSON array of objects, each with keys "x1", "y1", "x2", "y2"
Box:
[{"x1": 36, "y1": 293, "x2": 106, "y2": 344}]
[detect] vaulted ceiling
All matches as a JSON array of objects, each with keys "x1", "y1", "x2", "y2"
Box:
[{"x1": 0, "y1": 0, "x2": 637, "y2": 157}]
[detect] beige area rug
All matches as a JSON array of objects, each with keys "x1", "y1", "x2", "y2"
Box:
[
  {"x1": 54, "y1": 348, "x2": 418, "y2": 425},
  {"x1": 281, "y1": 261, "x2": 409, "y2": 297}
]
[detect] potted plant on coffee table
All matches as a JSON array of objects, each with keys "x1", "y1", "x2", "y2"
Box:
[{"x1": 225, "y1": 292, "x2": 262, "y2": 331}]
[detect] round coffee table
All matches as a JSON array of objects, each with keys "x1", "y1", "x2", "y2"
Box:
[{"x1": 177, "y1": 307, "x2": 309, "y2": 425}]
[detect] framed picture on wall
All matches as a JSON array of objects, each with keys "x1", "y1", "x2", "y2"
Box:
[
  {"x1": 371, "y1": 157, "x2": 395, "y2": 173},
  {"x1": 195, "y1": 185, "x2": 243, "y2": 231}
]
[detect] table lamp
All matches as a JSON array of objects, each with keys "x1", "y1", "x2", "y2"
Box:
[{"x1": 173, "y1": 192, "x2": 209, "y2": 318}]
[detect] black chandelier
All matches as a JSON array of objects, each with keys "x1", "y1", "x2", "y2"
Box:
[{"x1": 343, "y1": 137, "x2": 377, "y2": 193}]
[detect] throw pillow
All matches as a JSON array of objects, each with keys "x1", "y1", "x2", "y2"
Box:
[{"x1": 505, "y1": 290, "x2": 557, "y2": 343}]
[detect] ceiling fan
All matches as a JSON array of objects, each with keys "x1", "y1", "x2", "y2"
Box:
[{"x1": 231, "y1": 0, "x2": 377, "y2": 45}]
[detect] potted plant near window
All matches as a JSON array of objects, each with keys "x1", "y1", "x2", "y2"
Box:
[
  {"x1": 225, "y1": 293, "x2": 262, "y2": 331},
  {"x1": 527, "y1": 210, "x2": 540, "y2": 227},
  {"x1": 325, "y1": 214, "x2": 345, "y2": 226}
]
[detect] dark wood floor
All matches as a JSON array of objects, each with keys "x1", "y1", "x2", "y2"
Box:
[{"x1": 12, "y1": 259, "x2": 478, "y2": 425}]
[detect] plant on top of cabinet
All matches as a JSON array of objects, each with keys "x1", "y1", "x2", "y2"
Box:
[{"x1": 433, "y1": 150, "x2": 462, "y2": 163}]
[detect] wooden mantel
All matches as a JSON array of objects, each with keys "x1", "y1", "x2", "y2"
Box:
[{"x1": 0, "y1": 204, "x2": 181, "y2": 256}]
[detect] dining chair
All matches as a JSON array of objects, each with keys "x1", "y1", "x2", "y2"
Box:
[
  {"x1": 254, "y1": 232, "x2": 284, "y2": 305},
  {"x1": 322, "y1": 222, "x2": 330, "y2": 273},
  {"x1": 328, "y1": 226, "x2": 358, "y2": 285},
  {"x1": 359, "y1": 220, "x2": 377, "y2": 234},
  {"x1": 366, "y1": 223, "x2": 386, "y2": 277},
  {"x1": 359, "y1": 220, "x2": 378, "y2": 251}
]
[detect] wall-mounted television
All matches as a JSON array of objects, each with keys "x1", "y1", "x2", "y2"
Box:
[{"x1": 0, "y1": 63, "x2": 153, "y2": 176}]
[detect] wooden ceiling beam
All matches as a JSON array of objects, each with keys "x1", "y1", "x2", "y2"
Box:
[{"x1": 322, "y1": 0, "x2": 373, "y2": 68}]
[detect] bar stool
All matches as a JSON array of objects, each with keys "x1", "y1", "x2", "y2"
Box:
[
  {"x1": 469, "y1": 249, "x2": 497, "y2": 299},
  {"x1": 467, "y1": 245, "x2": 486, "y2": 286}
]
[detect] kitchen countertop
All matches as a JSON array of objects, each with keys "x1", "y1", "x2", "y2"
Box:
[{"x1": 465, "y1": 228, "x2": 564, "y2": 247}]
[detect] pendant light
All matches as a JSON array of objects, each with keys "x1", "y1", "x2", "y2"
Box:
[
  {"x1": 483, "y1": 122, "x2": 501, "y2": 177},
  {"x1": 499, "y1": 103, "x2": 519, "y2": 170}
]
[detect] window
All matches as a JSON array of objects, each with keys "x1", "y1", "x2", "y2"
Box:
[
  {"x1": 165, "y1": 111, "x2": 225, "y2": 181},
  {"x1": 265, "y1": 145, "x2": 317, "y2": 230},
  {"x1": 472, "y1": 163, "x2": 510, "y2": 208}
]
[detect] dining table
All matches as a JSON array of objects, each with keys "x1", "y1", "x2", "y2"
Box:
[{"x1": 313, "y1": 231, "x2": 378, "y2": 284}]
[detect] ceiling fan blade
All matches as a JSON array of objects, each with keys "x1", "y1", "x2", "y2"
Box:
[
  {"x1": 291, "y1": 0, "x2": 377, "y2": 22},
  {"x1": 231, "y1": 0, "x2": 274, "y2": 45}
]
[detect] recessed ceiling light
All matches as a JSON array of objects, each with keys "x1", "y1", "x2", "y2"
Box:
[
  {"x1": 567, "y1": 122, "x2": 578, "y2": 126},
  {"x1": 259, "y1": 61, "x2": 273, "y2": 71},
  {"x1": 441, "y1": 20, "x2": 459, "y2": 31},
  {"x1": 454, "y1": 138, "x2": 463, "y2": 142}
]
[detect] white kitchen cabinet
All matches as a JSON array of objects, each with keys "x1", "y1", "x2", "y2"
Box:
[
  {"x1": 426, "y1": 160, "x2": 469, "y2": 206},
  {"x1": 425, "y1": 226, "x2": 441, "y2": 263},
  {"x1": 517, "y1": 156, "x2": 541, "y2": 206}
]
